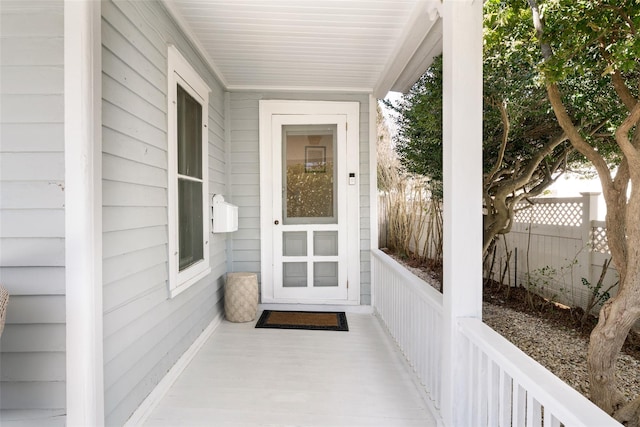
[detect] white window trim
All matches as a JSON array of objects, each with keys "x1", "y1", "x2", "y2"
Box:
[{"x1": 167, "y1": 45, "x2": 211, "y2": 298}]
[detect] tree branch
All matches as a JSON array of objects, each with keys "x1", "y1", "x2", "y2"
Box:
[
  {"x1": 615, "y1": 101, "x2": 640, "y2": 180},
  {"x1": 490, "y1": 132, "x2": 567, "y2": 194},
  {"x1": 599, "y1": 38, "x2": 638, "y2": 111},
  {"x1": 602, "y1": 5, "x2": 637, "y2": 35},
  {"x1": 528, "y1": 0, "x2": 613, "y2": 187},
  {"x1": 545, "y1": 83, "x2": 613, "y2": 187},
  {"x1": 485, "y1": 100, "x2": 510, "y2": 184},
  {"x1": 611, "y1": 71, "x2": 638, "y2": 111},
  {"x1": 527, "y1": 0, "x2": 553, "y2": 61}
]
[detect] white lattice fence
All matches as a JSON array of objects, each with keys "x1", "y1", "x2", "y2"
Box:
[
  {"x1": 591, "y1": 221, "x2": 609, "y2": 254},
  {"x1": 514, "y1": 198, "x2": 610, "y2": 255},
  {"x1": 514, "y1": 198, "x2": 583, "y2": 226},
  {"x1": 491, "y1": 194, "x2": 618, "y2": 311}
]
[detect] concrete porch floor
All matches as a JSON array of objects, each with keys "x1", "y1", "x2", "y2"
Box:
[{"x1": 142, "y1": 313, "x2": 439, "y2": 426}]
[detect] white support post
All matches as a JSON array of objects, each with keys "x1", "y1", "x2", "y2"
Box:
[
  {"x1": 369, "y1": 94, "x2": 379, "y2": 307},
  {"x1": 64, "y1": 0, "x2": 104, "y2": 425},
  {"x1": 580, "y1": 192, "x2": 601, "y2": 305},
  {"x1": 224, "y1": 91, "x2": 234, "y2": 274},
  {"x1": 440, "y1": 0, "x2": 484, "y2": 426},
  {"x1": 581, "y1": 192, "x2": 601, "y2": 225}
]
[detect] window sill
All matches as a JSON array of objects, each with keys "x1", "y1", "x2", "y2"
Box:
[{"x1": 169, "y1": 266, "x2": 211, "y2": 299}]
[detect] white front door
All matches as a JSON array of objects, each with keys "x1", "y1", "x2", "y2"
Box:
[{"x1": 260, "y1": 101, "x2": 360, "y2": 305}]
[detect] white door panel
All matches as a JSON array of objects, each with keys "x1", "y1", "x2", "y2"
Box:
[
  {"x1": 272, "y1": 116, "x2": 347, "y2": 300},
  {"x1": 259, "y1": 101, "x2": 360, "y2": 305}
]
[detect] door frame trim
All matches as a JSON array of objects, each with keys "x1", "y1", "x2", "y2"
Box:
[
  {"x1": 272, "y1": 115, "x2": 346, "y2": 301},
  {"x1": 259, "y1": 100, "x2": 360, "y2": 305}
]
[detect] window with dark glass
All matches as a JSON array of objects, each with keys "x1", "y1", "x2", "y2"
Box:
[
  {"x1": 176, "y1": 85, "x2": 204, "y2": 271},
  {"x1": 167, "y1": 45, "x2": 210, "y2": 297}
]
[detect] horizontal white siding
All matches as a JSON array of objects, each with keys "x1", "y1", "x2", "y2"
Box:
[
  {"x1": 0, "y1": 0, "x2": 66, "y2": 417},
  {"x1": 228, "y1": 92, "x2": 371, "y2": 304},
  {"x1": 101, "y1": 1, "x2": 227, "y2": 425}
]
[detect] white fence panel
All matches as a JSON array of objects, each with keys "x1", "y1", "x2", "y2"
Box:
[
  {"x1": 379, "y1": 192, "x2": 619, "y2": 313},
  {"x1": 589, "y1": 220, "x2": 620, "y2": 298},
  {"x1": 489, "y1": 194, "x2": 619, "y2": 312}
]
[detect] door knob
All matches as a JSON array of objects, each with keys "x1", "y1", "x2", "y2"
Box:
[{"x1": 274, "y1": 220, "x2": 279, "y2": 225}]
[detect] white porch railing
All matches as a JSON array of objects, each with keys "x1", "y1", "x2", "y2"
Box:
[
  {"x1": 372, "y1": 249, "x2": 443, "y2": 409},
  {"x1": 371, "y1": 249, "x2": 621, "y2": 427},
  {"x1": 457, "y1": 319, "x2": 620, "y2": 426}
]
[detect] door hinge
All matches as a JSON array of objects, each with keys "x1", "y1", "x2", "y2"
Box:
[
  {"x1": 346, "y1": 280, "x2": 349, "y2": 289},
  {"x1": 346, "y1": 122, "x2": 348, "y2": 131}
]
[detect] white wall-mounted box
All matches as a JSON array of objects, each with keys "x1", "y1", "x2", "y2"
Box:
[{"x1": 211, "y1": 194, "x2": 238, "y2": 233}]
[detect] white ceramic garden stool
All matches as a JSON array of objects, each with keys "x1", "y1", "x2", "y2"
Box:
[{"x1": 224, "y1": 272, "x2": 258, "y2": 322}]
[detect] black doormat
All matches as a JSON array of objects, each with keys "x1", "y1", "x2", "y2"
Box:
[{"x1": 255, "y1": 310, "x2": 349, "y2": 331}]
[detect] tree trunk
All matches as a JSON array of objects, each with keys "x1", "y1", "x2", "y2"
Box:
[
  {"x1": 526, "y1": 0, "x2": 640, "y2": 421},
  {"x1": 588, "y1": 115, "x2": 640, "y2": 422},
  {"x1": 587, "y1": 285, "x2": 640, "y2": 414},
  {"x1": 588, "y1": 259, "x2": 640, "y2": 424},
  {"x1": 481, "y1": 131, "x2": 569, "y2": 255}
]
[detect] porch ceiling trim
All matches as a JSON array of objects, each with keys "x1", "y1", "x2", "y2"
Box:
[
  {"x1": 162, "y1": 0, "x2": 442, "y2": 97},
  {"x1": 373, "y1": 1, "x2": 442, "y2": 98},
  {"x1": 162, "y1": 0, "x2": 230, "y2": 88}
]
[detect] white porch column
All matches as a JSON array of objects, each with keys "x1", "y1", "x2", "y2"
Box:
[
  {"x1": 440, "y1": 0, "x2": 483, "y2": 426},
  {"x1": 64, "y1": 0, "x2": 104, "y2": 425}
]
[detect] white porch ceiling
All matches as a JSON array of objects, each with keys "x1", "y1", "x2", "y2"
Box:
[{"x1": 163, "y1": 0, "x2": 442, "y2": 97}]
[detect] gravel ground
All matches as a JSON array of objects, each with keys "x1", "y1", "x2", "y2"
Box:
[
  {"x1": 484, "y1": 302, "x2": 640, "y2": 401},
  {"x1": 390, "y1": 254, "x2": 640, "y2": 402}
]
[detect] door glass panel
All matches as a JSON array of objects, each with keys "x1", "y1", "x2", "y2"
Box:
[
  {"x1": 283, "y1": 262, "x2": 307, "y2": 287},
  {"x1": 314, "y1": 231, "x2": 338, "y2": 256},
  {"x1": 283, "y1": 125, "x2": 337, "y2": 225},
  {"x1": 283, "y1": 231, "x2": 307, "y2": 256},
  {"x1": 313, "y1": 262, "x2": 338, "y2": 287}
]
